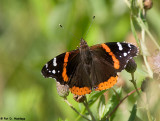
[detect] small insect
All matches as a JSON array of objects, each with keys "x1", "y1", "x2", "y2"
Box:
[{"x1": 41, "y1": 38, "x2": 138, "y2": 95}]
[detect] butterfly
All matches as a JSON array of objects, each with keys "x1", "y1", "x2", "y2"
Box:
[{"x1": 41, "y1": 38, "x2": 138, "y2": 95}]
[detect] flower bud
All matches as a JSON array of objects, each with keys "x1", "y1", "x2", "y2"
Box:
[
  {"x1": 144, "y1": 0, "x2": 153, "y2": 10},
  {"x1": 141, "y1": 77, "x2": 151, "y2": 92},
  {"x1": 56, "y1": 82, "x2": 69, "y2": 98},
  {"x1": 125, "y1": 59, "x2": 137, "y2": 73}
]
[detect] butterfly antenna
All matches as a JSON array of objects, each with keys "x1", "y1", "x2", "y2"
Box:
[
  {"x1": 59, "y1": 24, "x2": 80, "y2": 43},
  {"x1": 84, "y1": 16, "x2": 95, "y2": 39},
  {"x1": 59, "y1": 24, "x2": 64, "y2": 29}
]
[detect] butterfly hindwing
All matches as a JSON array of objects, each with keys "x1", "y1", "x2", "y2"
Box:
[
  {"x1": 69, "y1": 62, "x2": 92, "y2": 95},
  {"x1": 90, "y1": 53, "x2": 118, "y2": 91}
]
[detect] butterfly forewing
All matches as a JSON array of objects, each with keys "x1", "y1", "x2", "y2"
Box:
[
  {"x1": 105, "y1": 42, "x2": 138, "y2": 71},
  {"x1": 41, "y1": 49, "x2": 80, "y2": 85},
  {"x1": 41, "y1": 52, "x2": 66, "y2": 84},
  {"x1": 90, "y1": 42, "x2": 138, "y2": 72}
]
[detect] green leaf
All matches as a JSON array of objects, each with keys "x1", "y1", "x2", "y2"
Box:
[
  {"x1": 102, "y1": 88, "x2": 122, "y2": 121},
  {"x1": 130, "y1": 17, "x2": 140, "y2": 47},
  {"x1": 87, "y1": 90, "x2": 106, "y2": 107},
  {"x1": 76, "y1": 91, "x2": 106, "y2": 121},
  {"x1": 97, "y1": 95, "x2": 106, "y2": 120},
  {"x1": 130, "y1": 0, "x2": 139, "y2": 15},
  {"x1": 128, "y1": 104, "x2": 137, "y2": 121},
  {"x1": 136, "y1": 17, "x2": 160, "y2": 49}
]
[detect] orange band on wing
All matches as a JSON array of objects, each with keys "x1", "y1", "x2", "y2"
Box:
[
  {"x1": 64, "y1": 52, "x2": 69, "y2": 63},
  {"x1": 62, "y1": 52, "x2": 70, "y2": 82},
  {"x1": 70, "y1": 86, "x2": 91, "y2": 95},
  {"x1": 95, "y1": 76, "x2": 118, "y2": 91},
  {"x1": 101, "y1": 44, "x2": 120, "y2": 69}
]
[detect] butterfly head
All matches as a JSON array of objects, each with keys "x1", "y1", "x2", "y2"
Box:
[
  {"x1": 80, "y1": 38, "x2": 88, "y2": 48},
  {"x1": 79, "y1": 38, "x2": 92, "y2": 66}
]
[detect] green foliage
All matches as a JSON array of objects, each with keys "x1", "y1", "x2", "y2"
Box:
[
  {"x1": 104, "y1": 88, "x2": 122, "y2": 121},
  {"x1": 128, "y1": 104, "x2": 137, "y2": 121},
  {"x1": 87, "y1": 90, "x2": 106, "y2": 107},
  {"x1": 97, "y1": 94, "x2": 106, "y2": 120},
  {"x1": 130, "y1": 18, "x2": 140, "y2": 47}
]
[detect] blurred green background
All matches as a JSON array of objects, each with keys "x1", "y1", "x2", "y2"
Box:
[{"x1": 0, "y1": 0, "x2": 160, "y2": 121}]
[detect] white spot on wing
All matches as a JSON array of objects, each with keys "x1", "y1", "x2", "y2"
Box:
[
  {"x1": 117, "y1": 42, "x2": 123, "y2": 51},
  {"x1": 123, "y1": 53, "x2": 127, "y2": 57},
  {"x1": 52, "y1": 70, "x2": 56, "y2": 74},
  {"x1": 58, "y1": 70, "x2": 60, "y2": 73},
  {"x1": 53, "y1": 58, "x2": 57, "y2": 66},
  {"x1": 45, "y1": 64, "x2": 48, "y2": 68},
  {"x1": 128, "y1": 44, "x2": 131, "y2": 48}
]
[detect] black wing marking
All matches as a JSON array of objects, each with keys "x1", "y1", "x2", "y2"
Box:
[
  {"x1": 41, "y1": 49, "x2": 80, "y2": 85},
  {"x1": 105, "y1": 42, "x2": 138, "y2": 71},
  {"x1": 90, "y1": 42, "x2": 138, "y2": 72},
  {"x1": 89, "y1": 42, "x2": 138, "y2": 88}
]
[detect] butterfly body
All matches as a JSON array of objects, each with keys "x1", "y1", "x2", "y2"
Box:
[
  {"x1": 79, "y1": 38, "x2": 92, "y2": 76},
  {"x1": 41, "y1": 38, "x2": 138, "y2": 95}
]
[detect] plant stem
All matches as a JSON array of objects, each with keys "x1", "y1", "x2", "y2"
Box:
[
  {"x1": 106, "y1": 88, "x2": 141, "y2": 119},
  {"x1": 130, "y1": 73, "x2": 140, "y2": 95},
  {"x1": 112, "y1": 88, "x2": 120, "y2": 100},
  {"x1": 83, "y1": 98, "x2": 96, "y2": 121},
  {"x1": 64, "y1": 98, "x2": 90, "y2": 121},
  {"x1": 136, "y1": 17, "x2": 160, "y2": 50},
  {"x1": 138, "y1": 9, "x2": 153, "y2": 78},
  {"x1": 76, "y1": 109, "x2": 87, "y2": 121},
  {"x1": 139, "y1": 9, "x2": 153, "y2": 121}
]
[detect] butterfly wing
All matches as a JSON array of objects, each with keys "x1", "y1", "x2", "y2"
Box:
[
  {"x1": 69, "y1": 62, "x2": 92, "y2": 95},
  {"x1": 90, "y1": 42, "x2": 138, "y2": 91},
  {"x1": 41, "y1": 49, "x2": 80, "y2": 85},
  {"x1": 68, "y1": 42, "x2": 138, "y2": 95},
  {"x1": 41, "y1": 49, "x2": 93, "y2": 95},
  {"x1": 103, "y1": 42, "x2": 138, "y2": 71},
  {"x1": 42, "y1": 42, "x2": 138, "y2": 95}
]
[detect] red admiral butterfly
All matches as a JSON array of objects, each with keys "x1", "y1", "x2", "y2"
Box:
[{"x1": 41, "y1": 38, "x2": 138, "y2": 95}]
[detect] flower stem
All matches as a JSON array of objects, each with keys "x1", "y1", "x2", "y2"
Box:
[
  {"x1": 64, "y1": 98, "x2": 90, "y2": 121},
  {"x1": 106, "y1": 88, "x2": 141, "y2": 119},
  {"x1": 83, "y1": 98, "x2": 96, "y2": 121},
  {"x1": 130, "y1": 73, "x2": 140, "y2": 95},
  {"x1": 138, "y1": 8, "x2": 153, "y2": 78}
]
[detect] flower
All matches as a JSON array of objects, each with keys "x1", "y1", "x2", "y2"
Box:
[
  {"x1": 148, "y1": 50, "x2": 160, "y2": 80},
  {"x1": 56, "y1": 82, "x2": 69, "y2": 98}
]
